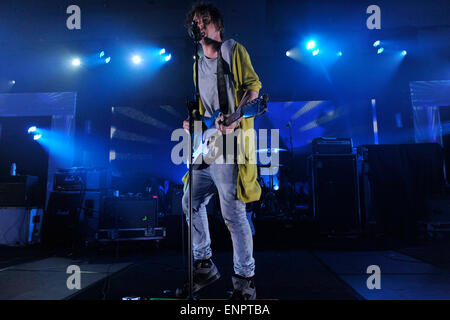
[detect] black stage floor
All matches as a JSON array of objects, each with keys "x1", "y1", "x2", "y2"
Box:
[
  {"x1": 1, "y1": 224, "x2": 450, "y2": 300},
  {"x1": 69, "y1": 249, "x2": 360, "y2": 300}
]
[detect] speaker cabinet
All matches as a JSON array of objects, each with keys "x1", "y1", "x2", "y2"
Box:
[
  {"x1": 309, "y1": 154, "x2": 361, "y2": 234},
  {"x1": 41, "y1": 191, "x2": 102, "y2": 247},
  {"x1": 0, "y1": 175, "x2": 39, "y2": 206},
  {"x1": 357, "y1": 143, "x2": 444, "y2": 240},
  {"x1": 439, "y1": 106, "x2": 450, "y2": 183}
]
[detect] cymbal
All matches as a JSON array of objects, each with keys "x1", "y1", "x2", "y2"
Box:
[{"x1": 255, "y1": 148, "x2": 287, "y2": 153}]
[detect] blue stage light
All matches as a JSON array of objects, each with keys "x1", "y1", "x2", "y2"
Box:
[
  {"x1": 99, "y1": 51, "x2": 105, "y2": 58},
  {"x1": 286, "y1": 51, "x2": 291, "y2": 57},
  {"x1": 165, "y1": 54, "x2": 172, "y2": 62},
  {"x1": 337, "y1": 51, "x2": 343, "y2": 56},
  {"x1": 72, "y1": 58, "x2": 81, "y2": 66},
  {"x1": 373, "y1": 40, "x2": 380, "y2": 47},
  {"x1": 27, "y1": 126, "x2": 37, "y2": 133},
  {"x1": 401, "y1": 50, "x2": 407, "y2": 56},
  {"x1": 312, "y1": 49, "x2": 320, "y2": 56},
  {"x1": 377, "y1": 47, "x2": 384, "y2": 54},
  {"x1": 274, "y1": 185, "x2": 279, "y2": 191},
  {"x1": 33, "y1": 134, "x2": 42, "y2": 141},
  {"x1": 306, "y1": 40, "x2": 316, "y2": 50},
  {"x1": 105, "y1": 57, "x2": 111, "y2": 63},
  {"x1": 132, "y1": 55, "x2": 142, "y2": 64},
  {"x1": 159, "y1": 48, "x2": 166, "y2": 55}
]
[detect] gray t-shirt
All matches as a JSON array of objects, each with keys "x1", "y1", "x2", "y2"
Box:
[{"x1": 198, "y1": 39, "x2": 236, "y2": 118}]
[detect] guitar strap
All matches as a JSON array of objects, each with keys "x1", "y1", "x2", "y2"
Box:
[
  {"x1": 217, "y1": 44, "x2": 229, "y2": 115},
  {"x1": 216, "y1": 44, "x2": 233, "y2": 163}
]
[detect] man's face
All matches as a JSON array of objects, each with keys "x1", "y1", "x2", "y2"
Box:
[{"x1": 193, "y1": 12, "x2": 221, "y2": 42}]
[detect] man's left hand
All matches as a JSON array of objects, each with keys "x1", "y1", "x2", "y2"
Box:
[{"x1": 216, "y1": 90, "x2": 258, "y2": 134}]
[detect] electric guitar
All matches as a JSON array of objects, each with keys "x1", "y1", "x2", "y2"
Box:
[{"x1": 190, "y1": 94, "x2": 269, "y2": 166}]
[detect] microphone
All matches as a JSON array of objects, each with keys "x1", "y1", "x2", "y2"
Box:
[{"x1": 191, "y1": 21, "x2": 203, "y2": 41}]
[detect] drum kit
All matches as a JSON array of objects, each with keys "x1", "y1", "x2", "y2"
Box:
[{"x1": 254, "y1": 147, "x2": 297, "y2": 218}]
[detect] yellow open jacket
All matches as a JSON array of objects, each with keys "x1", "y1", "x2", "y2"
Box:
[{"x1": 182, "y1": 41, "x2": 262, "y2": 203}]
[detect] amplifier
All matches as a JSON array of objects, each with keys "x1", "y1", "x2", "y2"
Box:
[
  {"x1": 312, "y1": 137, "x2": 353, "y2": 154},
  {"x1": 97, "y1": 227, "x2": 166, "y2": 241},
  {"x1": 0, "y1": 176, "x2": 39, "y2": 206},
  {"x1": 169, "y1": 184, "x2": 184, "y2": 215},
  {"x1": 100, "y1": 197, "x2": 158, "y2": 229},
  {"x1": 54, "y1": 168, "x2": 108, "y2": 191}
]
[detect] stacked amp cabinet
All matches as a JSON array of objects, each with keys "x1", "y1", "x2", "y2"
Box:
[
  {"x1": 309, "y1": 138, "x2": 362, "y2": 235},
  {"x1": 41, "y1": 168, "x2": 106, "y2": 248}
]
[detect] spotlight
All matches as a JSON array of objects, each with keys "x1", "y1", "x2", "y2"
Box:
[
  {"x1": 72, "y1": 58, "x2": 81, "y2": 66},
  {"x1": 164, "y1": 54, "x2": 172, "y2": 62},
  {"x1": 99, "y1": 51, "x2": 105, "y2": 58},
  {"x1": 401, "y1": 50, "x2": 407, "y2": 56},
  {"x1": 274, "y1": 185, "x2": 279, "y2": 191},
  {"x1": 9, "y1": 80, "x2": 15, "y2": 85},
  {"x1": 105, "y1": 57, "x2": 111, "y2": 64},
  {"x1": 377, "y1": 47, "x2": 384, "y2": 54},
  {"x1": 337, "y1": 51, "x2": 343, "y2": 56},
  {"x1": 286, "y1": 51, "x2": 291, "y2": 57},
  {"x1": 132, "y1": 55, "x2": 142, "y2": 64},
  {"x1": 306, "y1": 40, "x2": 316, "y2": 50},
  {"x1": 373, "y1": 40, "x2": 380, "y2": 47},
  {"x1": 312, "y1": 49, "x2": 320, "y2": 56},
  {"x1": 159, "y1": 48, "x2": 166, "y2": 55},
  {"x1": 27, "y1": 126, "x2": 41, "y2": 140}
]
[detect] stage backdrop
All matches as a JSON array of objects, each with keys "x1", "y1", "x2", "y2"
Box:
[
  {"x1": 254, "y1": 99, "x2": 374, "y2": 183},
  {"x1": 255, "y1": 100, "x2": 375, "y2": 153},
  {"x1": 410, "y1": 80, "x2": 450, "y2": 145},
  {"x1": 109, "y1": 99, "x2": 375, "y2": 188}
]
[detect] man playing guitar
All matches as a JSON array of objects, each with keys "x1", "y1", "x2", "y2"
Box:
[{"x1": 179, "y1": 2, "x2": 263, "y2": 300}]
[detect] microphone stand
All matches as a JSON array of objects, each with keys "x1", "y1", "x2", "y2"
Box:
[
  {"x1": 185, "y1": 22, "x2": 202, "y2": 300},
  {"x1": 288, "y1": 121, "x2": 294, "y2": 156},
  {"x1": 287, "y1": 121, "x2": 295, "y2": 213}
]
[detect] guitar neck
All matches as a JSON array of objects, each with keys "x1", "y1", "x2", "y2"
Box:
[
  {"x1": 223, "y1": 108, "x2": 242, "y2": 127},
  {"x1": 220, "y1": 95, "x2": 267, "y2": 127}
]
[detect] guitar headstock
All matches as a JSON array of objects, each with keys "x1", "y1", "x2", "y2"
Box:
[
  {"x1": 261, "y1": 94, "x2": 269, "y2": 104},
  {"x1": 242, "y1": 94, "x2": 268, "y2": 118}
]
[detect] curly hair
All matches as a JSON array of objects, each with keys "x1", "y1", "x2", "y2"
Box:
[{"x1": 185, "y1": 2, "x2": 224, "y2": 40}]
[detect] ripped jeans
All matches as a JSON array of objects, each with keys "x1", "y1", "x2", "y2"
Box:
[{"x1": 182, "y1": 163, "x2": 255, "y2": 278}]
